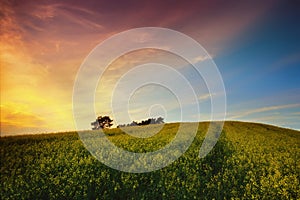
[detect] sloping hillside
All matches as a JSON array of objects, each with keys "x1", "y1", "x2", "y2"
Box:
[{"x1": 1, "y1": 121, "x2": 299, "y2": 199}]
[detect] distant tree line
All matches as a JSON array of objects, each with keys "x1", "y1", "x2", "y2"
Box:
[
  {"x1": 117, "y1": 117, "x2": 164, "y2": 128},
  {"x1": 91, "y1": 116, "x2": 164, "y2": 130}
]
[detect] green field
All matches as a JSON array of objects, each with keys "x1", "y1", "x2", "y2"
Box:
[{"x1": 1, "y1": 121, "x2": 299, "y2": 199}]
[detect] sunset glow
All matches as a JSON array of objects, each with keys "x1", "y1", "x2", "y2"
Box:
[{"x1": 1, "y1": 0, "x2": 299, "y2": 136}]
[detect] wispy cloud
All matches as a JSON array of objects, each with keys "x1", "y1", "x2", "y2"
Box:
[
  {"x1": 230, "y1": 103, "x2": 300, "y2": 119},
  {"x1": 198, "y1": 93, "x2": 217, "y2": 102},
  {"x1": 291, "y1": 112, "x2": 300, "y2": 116},
  {"x1": 193, "y1": 55, "x2": 211, "y2": 63},
  {"x1": 0, "y1": 0, "x2": 275, "y2": 135}
]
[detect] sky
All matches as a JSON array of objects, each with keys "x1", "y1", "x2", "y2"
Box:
[{"x1": 1, "y1": 0, "x2": 300, "y2": 136}]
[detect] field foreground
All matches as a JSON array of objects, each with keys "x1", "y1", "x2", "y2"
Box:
[{"x1": 1, "y1": 121, "x2": 299, "y2": 199}]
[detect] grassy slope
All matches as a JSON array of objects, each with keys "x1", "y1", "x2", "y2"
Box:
[{"x1": 0, "y1": 121, "x2": 299, "y2": 199}]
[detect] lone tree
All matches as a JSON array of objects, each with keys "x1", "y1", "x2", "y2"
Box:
[{"x1": 91, "y1": 116, "x2": 113, "y2": 130}]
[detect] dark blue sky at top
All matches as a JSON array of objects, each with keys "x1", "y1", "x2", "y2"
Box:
[
  {"x1": 214, "y1": 1, "x2": 300, "y2": 112},
  {"x1": 2, "y1": 0, "x2": 299, "y2": 135}
]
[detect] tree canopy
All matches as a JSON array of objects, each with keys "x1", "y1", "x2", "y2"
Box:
[
  {"x1": 117, "y1": 117, "x2": 164, "y2": 127},
  {"x1": 91, "y1": 116, "x2": 113, "y2": 130}
]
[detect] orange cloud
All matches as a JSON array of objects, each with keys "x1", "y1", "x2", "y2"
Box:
[
  {"x1": 1, "y1": 105, "x2": 45, "y2": 126},
  {"x1": 0, "y1": 103, "x2": 47, "y2": 136},
  {"x1": 0, "y1": 0, "x2": 273, "y2": 135}
]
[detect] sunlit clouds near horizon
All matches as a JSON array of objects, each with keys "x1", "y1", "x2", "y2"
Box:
[{"x1": 1, "y1": 0, "x2": 300, "y2": 136}]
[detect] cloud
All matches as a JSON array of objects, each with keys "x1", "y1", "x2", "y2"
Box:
[
  {"x1": 230, "y1": 103, "x2": 300, "y2": 119},
  {"x1": 0, "y1": 0, "x2": 274, "y2": 134},
  {"x1": 291, "y1": 112, "x2": 300, "y2": 116},
  {"x1": 0, "y1": 122, "x2": 49, "y2": 136},
  {"x1": 0, "y1": 103, "x2": 48, "y2": 136},
  {"x1": 0, "y1": 101, "x2": 74, "y2": 136},
  {"x1": 4, "y1": 111, "x2": 45, "y2": 127},
  {"x1": 198, "y1": 93, "x2": 217, "y2": 102},
  {"x1": 193, "y1": 55, "x2": 211, "y2": 63}
]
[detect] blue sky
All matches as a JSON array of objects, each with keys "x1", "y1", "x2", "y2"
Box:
[
  {"x1": 214, "y1": 2, "x2": 300, "y2": 129},
  {"x1": 1, "y1": 0, "x2": 299, "y2": 135}
]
